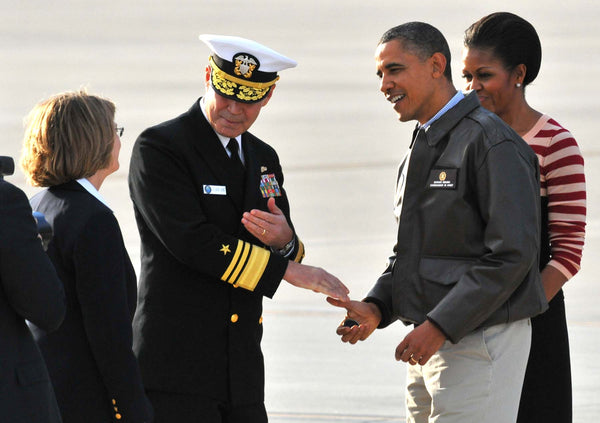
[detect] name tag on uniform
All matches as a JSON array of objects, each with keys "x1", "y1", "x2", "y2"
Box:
[
  {"x1": 428, "y1": 169, "x2": 457, "y2": 189},
  {"x1": 203, "y1": 185, "x2": 227, "y2": 195}
]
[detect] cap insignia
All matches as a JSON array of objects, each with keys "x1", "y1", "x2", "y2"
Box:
[
  {"x1": 234, "y1": 53, "x2": 258, "y2": 79},
  {"x1": 208, "y1": 55, "x2": 279, "y2": 103}
]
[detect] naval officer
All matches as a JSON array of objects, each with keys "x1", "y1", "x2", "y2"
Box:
[{"x1": 129, "y1": 34, "x2": 349, "y2": 422}]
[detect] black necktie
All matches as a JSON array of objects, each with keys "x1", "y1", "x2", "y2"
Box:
[{"x1": 227, "y1": 138, "x2": 245, "y2": 172}]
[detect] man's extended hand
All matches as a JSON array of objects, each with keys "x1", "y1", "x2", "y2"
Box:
[
  {"x1": 327, "y1": 298, "x2": 382, "y2": 344},
  {"x1": 283, "y1": 261, "x2": 350, "y2": 302},
  {"x1": 395, "y1": 320, "x2": 446, "y2": 366},
  {"x1": 242, "y1": 197, "x2": 294, "y2": 249}
]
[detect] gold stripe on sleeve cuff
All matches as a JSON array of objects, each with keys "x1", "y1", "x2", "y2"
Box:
[
  {"x1": 222, "y1": 240, "x2": 244, "y2": 282},
  {"x1": 221, "y1": 241, "x2": 270, "y2": 291},
  {"x1": 293, "y1": 239, "x2": 305, "y2": 263},
  {"x1": 234, "y1": 246, "x2": 270, "y2": 291},
  {"x1": 229, "y1": 242, "x2": 251, "y2": 284}
]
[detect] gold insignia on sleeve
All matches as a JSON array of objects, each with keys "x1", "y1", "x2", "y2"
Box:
[
  {"x1": 439, "y1": 171, "x2": 447, "y2": 181},
  {"x1": 220, "y1": 244, "x2": 232, "y2": 255},
  {"x1": 221, "y1": 240, "x2": 269, "y2": 291}
]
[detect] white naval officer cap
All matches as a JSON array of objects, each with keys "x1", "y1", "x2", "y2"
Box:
[{"x1": 199, "y1": 34, "x2": 297, "y2": 103}]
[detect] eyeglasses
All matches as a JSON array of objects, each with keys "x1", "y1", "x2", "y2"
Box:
[{"x1": 115, "y1": 126, "x2": 124, "y2": 137}]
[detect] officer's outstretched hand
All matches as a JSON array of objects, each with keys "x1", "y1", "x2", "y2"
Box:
[
  {"x1": 327, "y1": 298, "x2": 381, "y2": 344},
  {"x1": 283, "y1": 261, "x2": 350, "y2": 302},
  {"x1": 242, "y1": 197, "x2": 294, "y2": 249}
]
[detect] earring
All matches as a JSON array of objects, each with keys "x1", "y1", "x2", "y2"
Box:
[{"x1": 516, "y1": 83, "x2": 522, "y2": 88}]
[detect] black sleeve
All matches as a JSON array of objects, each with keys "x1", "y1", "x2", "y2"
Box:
[
  {"x1": 0, "y1": 181, "x2": 65, "y2": 331},
  {"x1": 364, "y1": 256, "x2": 396, "y2": 328},
  {"x1": 73, "y1": 211, "x2": 152, "y2": 423}
]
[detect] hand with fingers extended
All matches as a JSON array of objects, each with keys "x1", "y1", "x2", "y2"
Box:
[
  {"x1": 283, "y1": 261, "x2": 350, "y2": 302},
  {"x1": 394, "y1": 320, "x2": 446, "y2": 366},
  {"x1": 242, "y1": 197, "x2": 294, "y2": 249},
  {"x1": 327, "y1": 297, "x2": 382, "y2": 344}
]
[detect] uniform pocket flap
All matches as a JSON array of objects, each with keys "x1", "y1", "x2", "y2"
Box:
[
  {"x1": 418, "y1": 257, "x2": 475, "y2": 285},
  {"x1": 16, "y1": 360, "x2": 49, "y2": 386}
]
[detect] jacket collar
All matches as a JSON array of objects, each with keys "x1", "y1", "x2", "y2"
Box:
[
  {"x1": 186, "y1": 98, "x2": 262, "y2": 215},
  {"x1": 48, "y1": 180, "x2": 112, "y2": 211},
  {"x1": 76, "y1": 178, "x2": 111, "y2": 209},
  {"x1": 421, "y1": 91, "x2": 480, "y2": 147}
]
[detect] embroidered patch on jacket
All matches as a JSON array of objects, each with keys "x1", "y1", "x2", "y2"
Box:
[
  {"x1": 259, "y1": 174, "x2": 282, "y2": 198},
  {"x1": 427, "y1": 169, "x2": 457, "y2": 189}
]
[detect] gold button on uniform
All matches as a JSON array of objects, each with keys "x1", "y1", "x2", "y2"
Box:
[
  {"x1": 259, "y1": 316, "x2": 263, "y2": 324},
  {"x1": 115, "y1": 413, "x2": 122, "y2": 420},
  {"x1": 231, "y1": 314, "x2": 239, "y2": 323}
]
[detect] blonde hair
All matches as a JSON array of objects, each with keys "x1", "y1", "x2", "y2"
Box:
[{"x1": 21, "y1": 90, "x2": 116, "y2": 187}]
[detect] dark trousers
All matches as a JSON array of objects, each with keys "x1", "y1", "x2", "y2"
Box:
[
  {"x1": 145, "y1": 390, "x2": 268, "y2": 423},
  {"x1": 517, "y1": 290, "x2": 572, "y2": 423}
]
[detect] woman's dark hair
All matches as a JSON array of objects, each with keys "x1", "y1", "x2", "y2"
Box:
[{"x1": 464, "y1": 12, "x2": 541, "y2": 86}]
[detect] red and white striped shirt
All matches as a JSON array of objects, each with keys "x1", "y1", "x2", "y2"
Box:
[{"x1": 523, "y1": 115, "x2": 586, "y2": 279}]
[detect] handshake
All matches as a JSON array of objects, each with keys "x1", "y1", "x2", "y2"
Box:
[
  {"x1": 281, "y1": 260, "x2": 382, "y2": 344},
  {"x1": 242, "y1": 197, "x2": 443, "y2": 365},
  {"x1": 283, "y1": 261, "x2": 445, "y2": 367}
]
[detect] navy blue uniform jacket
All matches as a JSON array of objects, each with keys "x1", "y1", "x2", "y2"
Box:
[{"x1": 129, "y1": 98, "x2": 304, "y2": 406}]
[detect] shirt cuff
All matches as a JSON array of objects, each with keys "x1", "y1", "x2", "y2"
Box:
[{"x1": 271, "y1": 236, "x2": 295, "y2": 257}]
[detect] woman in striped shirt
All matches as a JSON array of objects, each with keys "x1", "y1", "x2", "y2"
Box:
[{"x1": 462, "y1": 12, "x2": 586, "y2": 423}]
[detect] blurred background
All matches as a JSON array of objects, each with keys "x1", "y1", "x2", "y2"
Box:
[{"x1": 1, "y1": 1, "x2": 598, "y2": 421}]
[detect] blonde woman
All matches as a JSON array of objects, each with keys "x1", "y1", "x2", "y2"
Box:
[{"x1": 22, "y1": 90, "x2": 153, "y2": 423}]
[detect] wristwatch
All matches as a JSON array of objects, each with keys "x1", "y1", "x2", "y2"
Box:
[{"x1": 275, "y1": 236, "x2": 295, "y2": 256}]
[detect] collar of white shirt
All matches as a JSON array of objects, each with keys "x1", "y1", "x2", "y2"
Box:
[
  {"x1": 420, "y1": 90, "x2": 465, "y2": 130},
  {"x1": 76, "y1": 178, "x2": 111, "y2": 210}
]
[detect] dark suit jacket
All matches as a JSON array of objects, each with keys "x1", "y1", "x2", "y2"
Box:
[
  {"x1": 129, "y1": 98, "x2": 304, "y2": 406},
  {"x1": 30, "y1": 181, "x2": 153, "y2": 423},
  {"x1": 0, "y1": 179, "x2": 65, "y2": 423}
]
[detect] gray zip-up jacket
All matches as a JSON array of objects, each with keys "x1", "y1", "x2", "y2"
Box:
[{"x1": 366, "y1": 91, "x2": 548, "y2": 343}]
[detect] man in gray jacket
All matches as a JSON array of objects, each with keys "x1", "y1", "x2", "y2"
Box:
[{"x1": 328, "y1": 22, "x2": 547, "y2": 423}]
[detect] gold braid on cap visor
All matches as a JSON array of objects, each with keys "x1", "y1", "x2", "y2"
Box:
[{"x1": 209, "y1": 56, "x2": 279, "y2": 102}]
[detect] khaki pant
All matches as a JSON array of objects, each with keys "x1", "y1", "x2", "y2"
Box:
[{"x1": 406, "y1": 319, "x2": 531, "y2": 423}]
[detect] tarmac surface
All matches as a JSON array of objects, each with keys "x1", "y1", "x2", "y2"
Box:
[{"x1": 1, "y1": 1, "x2": 599, "y2": 421}]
